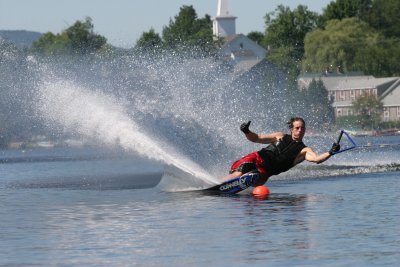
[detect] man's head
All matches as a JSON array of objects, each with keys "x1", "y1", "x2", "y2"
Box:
[{"x1": 287, "y1": 117, "x2": 306, "y2": 141}]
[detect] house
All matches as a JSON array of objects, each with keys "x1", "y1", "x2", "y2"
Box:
[
  {"x1": 380, "y1": 79, "x2": 400, "y2": 122},
  {"x1": 211, "y1": 0, "x2": 287, "y2": 128},
  {"x1": 298, "y1": 71, "x2": 400, "y2": 122},
  {"x1": 213, "y1": 0, "x2": 267, "y2": 75}
]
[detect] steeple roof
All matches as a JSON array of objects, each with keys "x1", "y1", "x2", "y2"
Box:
[
  {"x1": 217, "y1": 0, "x2": 235, "y2": 17},
  {"x1": 213, "y1": 0, "x2": 236, "y2": 37}
]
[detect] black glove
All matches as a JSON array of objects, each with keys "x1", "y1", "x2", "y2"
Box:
[
  {"x1": 329, "y1": 142, "x2": 340, "y2": 155},
  {"x1": 240, "y1": 121, "x2": 251, "y2": 134}
]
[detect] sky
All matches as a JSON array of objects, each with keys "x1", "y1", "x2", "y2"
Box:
[{"x1": 0, "y1": 0, "x2": 333, "y2": 48}]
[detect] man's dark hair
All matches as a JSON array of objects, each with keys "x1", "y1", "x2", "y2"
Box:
[{"x1": 287, "y1": 117, "x2": 306, "y2": 129}]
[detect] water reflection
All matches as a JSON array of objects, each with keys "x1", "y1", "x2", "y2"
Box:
[{"x1": 223, "y1": 193, "x2": 316, "y2": 262}]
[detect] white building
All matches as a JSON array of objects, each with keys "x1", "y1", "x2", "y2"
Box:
[
  {"x1": 213, "y1": 0, "x2": 236, "y2": 38},
  {"x1": 213, "y1": 0, "x2": 267, "y2": 75}
]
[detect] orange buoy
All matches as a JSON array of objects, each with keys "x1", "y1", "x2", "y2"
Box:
[{"x1": 252, "y1": 185, "x2": 270, "y2": 198}]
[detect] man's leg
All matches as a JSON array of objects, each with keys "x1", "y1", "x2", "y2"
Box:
[{"x1": 222, "y1": 162, "x2": 257, "y2": 181}]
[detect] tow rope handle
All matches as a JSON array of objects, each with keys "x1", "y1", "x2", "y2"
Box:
[{"x1": 331, "y1": 130, "x2": 357, "y2": 155}]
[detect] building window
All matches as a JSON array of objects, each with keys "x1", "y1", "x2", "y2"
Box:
[
  {"x1": 384, "y1": 108, "x2": 390, "y2": 122},
  {"x1": 337, "y1": 108, "x2": 342, "y2": 117},
  {"x1": 361, "y1": 89, "x2": 369, "y2": 96},
  {"x1": 397, "y1": 107, "x2": 400, "y2": 118},
  {"x1": 350, "y1": 90, "x2": 355, "y2": 101},
  {"x1": 340, "y1": 91, "x2": 345, "y2": 101}
]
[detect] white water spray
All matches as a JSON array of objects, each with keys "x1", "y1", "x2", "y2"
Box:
[
  {"x1": 29, "y1": 50, "x2": 287, "y2": 191},
  {"x1": 36, "y1": 79, "x2": 218, "y2": 188}
]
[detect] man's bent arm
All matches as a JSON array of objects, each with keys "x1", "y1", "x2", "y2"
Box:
[
  {"x1": 304, "y1": 147, "x2": 331, "y2": 164},
  {"x1": 244, "y1": 131, "x2": 284, "y2": 144}
]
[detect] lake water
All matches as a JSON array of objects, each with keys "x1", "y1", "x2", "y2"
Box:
[
  {"x1": 1, "y1": 136, "x2": 400, "y2": 266},
  {"x1": 3, "y1": 40, "x2": 399, "y2": 266}
]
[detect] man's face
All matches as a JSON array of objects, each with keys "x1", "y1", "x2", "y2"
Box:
[{"x1": 291, "y1": 120, "x2": 306, "y2": 141}]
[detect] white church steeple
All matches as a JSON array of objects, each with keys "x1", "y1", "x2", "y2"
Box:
[{"x1": 213, "y1": 0, "x2": 236, "y2": 38}]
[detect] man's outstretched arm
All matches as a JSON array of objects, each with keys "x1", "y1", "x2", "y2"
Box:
[
  {"x1": 303, "y1": 142, "x2": 340, "y2": 164},
  {"x1": 304, "y1": 147, "x2": 331, "y2": 164}
]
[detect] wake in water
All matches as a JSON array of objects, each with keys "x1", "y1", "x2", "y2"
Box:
[{"x1": 274, "y1": 163, "x2": 400, "y2": 182}]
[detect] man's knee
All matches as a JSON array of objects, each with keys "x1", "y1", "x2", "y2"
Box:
[{"x1": 236, "y1": 162, "x2": 257, "y2": 174}]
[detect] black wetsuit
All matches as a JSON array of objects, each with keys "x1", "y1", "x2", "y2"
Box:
[{"x1": 258, "y1": 134, "x2": 306, "y2": 175}]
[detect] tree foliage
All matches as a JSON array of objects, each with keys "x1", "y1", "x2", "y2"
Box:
[
  {"x1": 351, "y1": 95, "x2": 383, "y2": 129},
  {"x1": 31, "y1": 17, "x2": 106, "y2": 55},
  {"x1": 261, "y1": 5, "x2": 319, "y2": 78},
  {"x1": 65, "y1": 17, "x2": 107, "y2": 54},
  {"x1": 134, "y1": 28, "x2": 162, "y2": 53},
  {"x1": 161, "y1": 5, "x2": 215, "y2": 55},
  {"x1": 31, "y1": 32, "x2": 69, "y2": 55},
  {"x1": 302, "y1": 18, "x2": 381, "y2": 74},
  {"x1": 354, "y1": 37, "x2": 400, "y2": 77},
  {"x1": 320, "y1": 0, "x2": 372, "y2": 23},
  {"x1": 302, "y1": 17, "x2": 400, "y2": 76},
  {"x1": 363, "y1": 0, "x2": 400, "y2": 39},
  {"x1": 300, "y1": 79, "x2": 335, "y2": 129},
  {"x1": 357, "y1": 0, "x2": 400, "y2": 76},
  {"x1": 247, "y1": 31, "x2": 264, "y2": 45}
]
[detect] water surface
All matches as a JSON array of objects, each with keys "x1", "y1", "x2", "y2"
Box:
[{"x1": 1, "y1": 148, "x2": 399, "y2": 266}]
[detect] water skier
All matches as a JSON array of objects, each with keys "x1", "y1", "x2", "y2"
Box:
[{"x1": 225, "y1": 117, "x2": 340, "y2": 186}]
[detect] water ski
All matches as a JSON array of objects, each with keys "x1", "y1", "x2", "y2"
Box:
[{"x1": 203, "y1": 171, "x2": 260, "y2": 194}]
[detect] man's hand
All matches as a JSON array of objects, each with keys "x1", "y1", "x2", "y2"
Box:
[
  {"x1": 240, "y1": 121, "x2": 251, "y2": 134},
  {"x1": 329, "y1": 142, "x2": 341, "y2": 155}
]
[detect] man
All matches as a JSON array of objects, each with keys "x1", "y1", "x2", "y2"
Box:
[{"x1": 225, "y1": 117, "x2": 340, "y2": 186}]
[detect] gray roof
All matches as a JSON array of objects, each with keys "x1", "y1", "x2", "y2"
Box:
[
  {"x1": 298, "y1": 73, "x2": 400, "y2": 106},
  {"x1": 218, "y1": 34, "x2": 267, "y2": 75},
  {"x1": 380, "y1": 79, "x2": 400, "y2": 106},
  {"x1": 298, "y1": 73, "x2": 399, "y2": 93}
]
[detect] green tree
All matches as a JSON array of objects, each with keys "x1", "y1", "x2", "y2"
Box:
[
  {"x1": 353, "y1": 37, "x2": 400, "y2": 77},
  {"x1": 358, "y1": 0, "x2": 400, "y2": 76},
  {"x1": 134, "y1": 28, "x2": 162, "y2": 53},
  {"x1": 302, "y1": 18, "x2": 381, "y2": 74},
  {"x1": 321, "y1": 0, "x2": 372, "y2": 24},
  {"x1": 162, "y1": 5, "x2": 215, "y2": 55},
  {"x1": 363, "y1": 0, "x2": 400, "y2": 38},
  {"x1": 193, "y1": 15, "x2": 215, "y2": 44},
  {"x1": 162, "y1": 5, "x2": 197, "y2": 47},
  {"x1": 31, "y1": 17, "x2": 106, "y2": 55},
  {"x1": 65, "y1": 17, "x2": 107, "y2": 54},
  {"x1": 352, "y1": 94, "x2": 383, "y2": 129},
  {"x1": 247, "y1": 31, "x2": 264, "y2": 45},
  {"x1": 31, "y1": 32, "x2": 70, "y2": 55},
  {"x1": 301, "y1": 79, "x2": 334, "y2": 129},
  {"x1": 261, "y1": 5, "x2": 319, "y2": 78}
]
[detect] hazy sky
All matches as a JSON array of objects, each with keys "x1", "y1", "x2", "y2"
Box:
[{"x1": 1, "y1": 0, "x2": 332, "y2": 48}]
